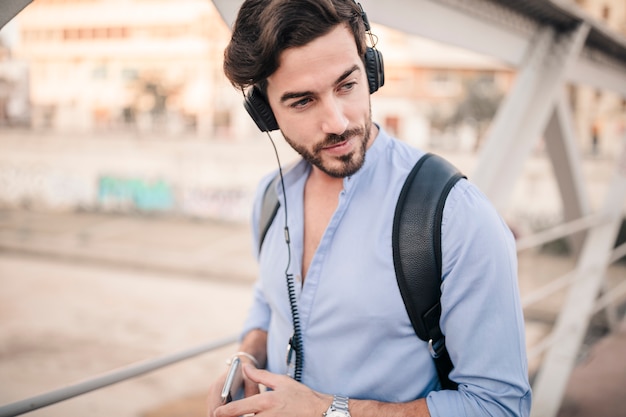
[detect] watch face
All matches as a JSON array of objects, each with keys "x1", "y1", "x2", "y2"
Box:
[{"x1": 326, "y1": 412, "x2": 348, "y2": 417}]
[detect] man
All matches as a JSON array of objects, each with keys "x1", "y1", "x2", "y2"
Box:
[{"x1": 207, "y1": 1, "x2": 531, "y2": 416}]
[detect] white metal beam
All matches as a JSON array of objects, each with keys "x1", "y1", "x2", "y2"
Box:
[
  {"x1": 212, "y1": 0, "x2": 532, "y2": 67},
  {"x1": 543, "y1": 91, "x2": 592, "y2": 254},
  {"x1": 211, "y1": 0, "x2": 240, "y2": 30},
  {"x1": 362, "y1": 0, "x2": 531, "y2": 67},
  {"x1": 472, "y1": 23, "x2": 590, "y2": 211},
  {"x1": 530, "y1": 134, "x2": 626, "y2": 417},
  {"x1": 0, "y1": 0, "x2": 32, "y2": 29}
]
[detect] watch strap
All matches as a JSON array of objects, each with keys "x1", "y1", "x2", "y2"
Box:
[{"x1": 324, "y1": 395, "x2": 350, "y2": 416}]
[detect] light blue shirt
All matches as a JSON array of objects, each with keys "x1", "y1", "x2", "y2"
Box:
[{"x1": 242, "y1": 127, "x2": 531, "y2": 416}]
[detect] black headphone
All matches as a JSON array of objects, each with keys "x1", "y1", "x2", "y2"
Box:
[{"x1": 243, "y1": 2, "x2": 385, "y2": 132}]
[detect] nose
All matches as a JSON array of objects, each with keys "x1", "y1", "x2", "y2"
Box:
[{"x1": 320, "y1": 97, "x2": 348, "y2": 135}]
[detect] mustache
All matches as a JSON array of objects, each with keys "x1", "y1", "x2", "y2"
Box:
[{"x1": 315, "y1": 127, "x2": 364, "y2": 152}]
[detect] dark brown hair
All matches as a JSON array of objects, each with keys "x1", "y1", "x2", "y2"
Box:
[{"x1": 224, "y1": 0, "x2": 367, "y2": 90}]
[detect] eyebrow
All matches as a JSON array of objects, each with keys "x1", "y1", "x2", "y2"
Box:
[{"x1": 279, "y1": 64, "x2": 361, "y2": 104}]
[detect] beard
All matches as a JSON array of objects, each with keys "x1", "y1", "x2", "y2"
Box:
[{"x1": 283, "y1": 117, "x2": 372, "y2": 178}]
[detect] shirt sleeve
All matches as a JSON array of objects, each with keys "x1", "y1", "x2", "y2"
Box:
[{"x1": 426, "y1": 180, "x2": 532, "y2": 417}]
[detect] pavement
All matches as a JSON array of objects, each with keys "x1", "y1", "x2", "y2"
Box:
[
  {"x1": 0, "y1": 209, "x2": 258, "y2": 285},
  {"x1": 1, "y1": 208, "x2": 625, "y2": 416}
]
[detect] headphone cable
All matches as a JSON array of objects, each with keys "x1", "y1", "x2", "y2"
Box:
[{"x1": 264, "y1": 130, "x2": 304, "y2": 382}]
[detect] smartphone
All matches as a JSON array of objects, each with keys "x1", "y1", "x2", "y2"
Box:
[{"x1": 220, "y1": 356, "x2": 244, "y2": 404}]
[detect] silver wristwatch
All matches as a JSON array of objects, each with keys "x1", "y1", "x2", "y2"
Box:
[{"x1": 323, "y1": 395, "x2": 351, "y2": 417}]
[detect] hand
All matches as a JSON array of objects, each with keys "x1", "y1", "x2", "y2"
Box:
[
  {"x1": 206, "y1": 362, "x2": 262, "y2": 417},
  {"x1": 213, "y1": 364, "x2": 330, "y2": 417}
]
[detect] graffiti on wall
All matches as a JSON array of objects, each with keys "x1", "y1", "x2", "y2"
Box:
[
  {"x1": 1, "y1": 164, "x2": 253, "y2": 221},
  {"x1": 98, "y1": 176, "x2": 175, "y2": 212},
  {"x1": 97, "y1": 176, "x2": 252, "y2": 220}
]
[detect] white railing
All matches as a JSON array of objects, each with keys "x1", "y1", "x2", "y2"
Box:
[{"x1": 0, "y1": 335, "x2": 238, "y2": 417}]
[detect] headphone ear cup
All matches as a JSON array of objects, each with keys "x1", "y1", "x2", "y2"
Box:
[
  {"x1": 243, "y1": 86, "x2": 279, "y2": 132},
  {"x1": 365, "y1": 47, "x2": 385, "y2": 94}
]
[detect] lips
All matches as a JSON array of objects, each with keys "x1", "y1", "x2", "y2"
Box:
[
  {"x1": 323, "y1": 140, "x2": 349, "y2": 150},
  {"x1": 322, "y1": 137, "x2": 354, "y2": 154},
  {"x1": 316, "y1": 128, "x2": 363, "y2": 156}
]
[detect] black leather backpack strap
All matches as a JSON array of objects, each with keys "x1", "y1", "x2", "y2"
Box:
[
  {"x1": 392, "y1": 153, "x2": 465, "y2": 391},
  {"x1": 258, "y1": 174, "x2": 281, "y2": 254}
]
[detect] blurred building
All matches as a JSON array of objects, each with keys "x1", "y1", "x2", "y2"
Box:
[
  {"x1": 572, "y1": 0, "x2": 626, "y2": 156},
  {"x1": 11, "y1": 0, "x2": 234, "y2": 137}
]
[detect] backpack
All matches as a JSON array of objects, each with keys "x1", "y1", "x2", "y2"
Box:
[{"x1": 258, "y1": 152, "x2": 464, "y2": 390}]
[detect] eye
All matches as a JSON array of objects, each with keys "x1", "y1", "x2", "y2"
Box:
[
  {"x1": 290, "y1": 97, "x2": 312, "y2": 109},
  {"x1": 339, "y1": 82, "x2": 357, "y2": 93}
]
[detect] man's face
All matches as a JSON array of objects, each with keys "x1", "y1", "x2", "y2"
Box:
[{"x1": 266, "y1": 24, "x2": 376, "y2": 178}]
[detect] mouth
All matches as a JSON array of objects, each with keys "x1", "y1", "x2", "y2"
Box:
[
  {"x1": 323, "y1": 138, "x2": 350, "y2": 150},
  {"x1": 321, "y1": 137, "x2": 355, "y2": 155}
]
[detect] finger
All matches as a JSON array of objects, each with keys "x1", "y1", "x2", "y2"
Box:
[
  {"x1": 243, "y1": 370, "x2": 261, "y2": 398},
  {"x1": 242, "y1": 363, "x2": 284, "y2": 390}
]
